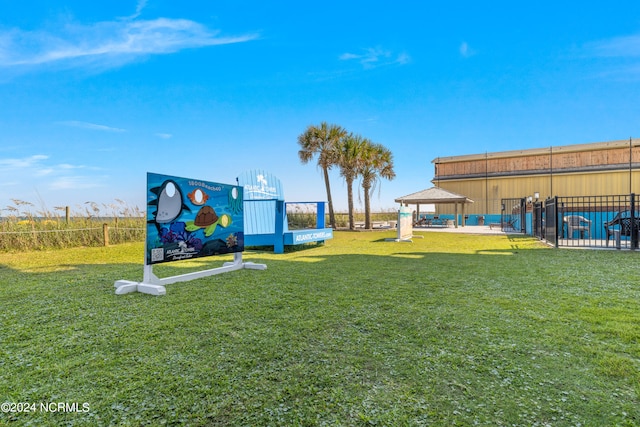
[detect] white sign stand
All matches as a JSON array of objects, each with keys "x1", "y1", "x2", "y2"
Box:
[
  {"x1": 114, "y1": 252, "x2": 266, "y2": 296},
  {"x1": 386, "y1": 206, "x2": 423, "y2": 242}
]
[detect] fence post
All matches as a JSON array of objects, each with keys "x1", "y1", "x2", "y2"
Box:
[
  {"x1": 555, "y1": 196, "x2": 560, "y2": 245},
  {"x1": 31, "y1": 221, "x2": 38, "y2": 246},
  {"x1": 103, "y1": 223, "x2": 109, "y2": 246},
  {"x1": 274, "y1": 200, "x2": 284, "y2": 254},
  {"x1": 66, "y1": 206, "x2": 70, "y2": 224},
  {"x1": 631, "y1": 193, "x2": 637, "y2": 249},
  {"x1": 520, "y1": 198, "x2": 526, "y2": 233},
  {"x1": 317, "y1": 202, "x2": 326, "y2": 228}
]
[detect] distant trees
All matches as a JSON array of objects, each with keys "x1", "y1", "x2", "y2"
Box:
[
  {"x1": 359, "y1": 142, "x2": 395, "y2": 229},
  {"x1": 297, "y1": 123, "x2": 395, "y2": 230},
  {"x1": 297, "y1": 122, "x2": 347, "y2": 229},
  {"x1": 336, "y1": 133, "x2": 366, "y2": 230}
]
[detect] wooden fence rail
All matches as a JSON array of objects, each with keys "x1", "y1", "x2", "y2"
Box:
[{"x1": 0, "y1": 225, "x2": 145, "y2": 250}]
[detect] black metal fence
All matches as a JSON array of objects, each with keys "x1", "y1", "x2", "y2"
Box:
[
  {"x1": 533, "y1": 201, "x2": 543, "y2": 239},
  {"x1": 501, "y1": 198, "x2": 527, "y2": 233},
  {"x1": 533, "y1": 194, "x2": 640, "y2": 249},
  {"x1": 544, "y1": 198, "x2": 558, "y2": 247}
]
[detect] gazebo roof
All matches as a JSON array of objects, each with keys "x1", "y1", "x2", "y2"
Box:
[{"x1": 394, "y1": 186, "x2": 474, "y2": 205}]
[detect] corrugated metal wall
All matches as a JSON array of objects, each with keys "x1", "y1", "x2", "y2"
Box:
[
  {"x1": 435, "y1": 142, "x2": 640, "y2": 179},
  {"x1": 436, "y1": 170, "x2": 640, "y2": 215}
]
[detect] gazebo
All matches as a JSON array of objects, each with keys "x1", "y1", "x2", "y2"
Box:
[{"x1": 394, "y1": 186, "x2": 474, "y2": 228}]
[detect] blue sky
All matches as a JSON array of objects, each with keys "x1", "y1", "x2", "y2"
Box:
[{"x1": 2, "y1": 1, "x2": 640, "y2": 215}]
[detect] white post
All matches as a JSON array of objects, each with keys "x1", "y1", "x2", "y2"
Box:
[
  {"x1": 454, "y1": 203, "x2": 459, "y2": 228},
  {"x1": 115, "y1": 252, "x2": 266, "y2": 295}
]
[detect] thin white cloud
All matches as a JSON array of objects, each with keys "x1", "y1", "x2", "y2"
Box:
[
  {"x1": 396, "y1": 52, "x2": 411, "y2": 65},
  {"x1": 155, "y1": 132, "x2": 173, "y2": 139},
  {"x1": 0, "y1": 154, "x2": 102, "y2": 191},
  {"x1": 585, "y1": 33, "x2": 640, "y2": 58},
  {"x1": 578, "y1": 33, "x2": 640, "y2": 80},
  {"x1": 49, "y1": 175, "x2": 104, "y2": 190},
  {"x1": 0, "y1": 154, "x2": 53, "y2": 183},
  {"x1": 35, "y1": 168, "x2": 54, "y2": 177},
  {"x1": 339, "y1": 53, "x2": 360, "y2": 61},
  {"x1": 120, "y1": 0, "x2": 148, "y2": 20},
  {"x1": 339, "y1": 47, "x2": 411, "y2": 69},
  {"x1": 0, "y1": 14, "x2": 259, "y2": 70},
  {"x1": 57, "y1": 121, "x2": 127, "y2": 132},
  {"x1": 0, "y1": 154, "x2": 49, "y2": 169},
  {"x1": 58, "y1": 163, "x2": 83, "y2": 169},
  {"x1": 459, "y1": 41, "x2": 476, "y2": 58}
]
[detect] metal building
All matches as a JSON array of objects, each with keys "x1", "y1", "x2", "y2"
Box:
[{"x1": 432, "y1": 138, "x2": 640, "y2": 215}]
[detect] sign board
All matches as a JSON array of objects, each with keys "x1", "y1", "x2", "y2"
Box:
[
  {"x1": 398, "y1": 206, "x2": 414, "y2": 241},
  {"x1": 284, "y1": 228, "x2": 333, "y2": 245},
  {"x1": 237, "y1": 169, "x2": 284, "y2": 201},
  {"x1": 114, "y1": 172, "x2": 266, "y2": 296},
  {"x1": 386, "y1": 206, "x2": 421, "y2": 243},
  {"x1": 145, "y1": 172, "x2": 245, "y2": 265}
]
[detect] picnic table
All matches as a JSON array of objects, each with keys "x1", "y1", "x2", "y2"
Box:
[{"x1": 416, "y1": 217, "x2": 451, "y2": 227}]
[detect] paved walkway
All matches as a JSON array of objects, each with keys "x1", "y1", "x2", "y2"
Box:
[
  {"x1": 412, "y1": 225, "x2": 514, "y2": 235},
  {"x1": 346, "y1": 223, "x2": 519, "y2": 235}
]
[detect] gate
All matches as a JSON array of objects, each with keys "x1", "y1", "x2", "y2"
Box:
[
  {"x1": 544, "y1": 197, "x2": 558, "y2": 247},
  {"x1": 501, "y1": 198, "x2": 526, "y2": 233},
  {"x1": 533, "y1": 201, "x2": 543, "y2": 239}
]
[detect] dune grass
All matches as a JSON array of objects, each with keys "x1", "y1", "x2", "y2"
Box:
[
  {"x1": 0, "y1": 231, "x2": 638, "y2": 426},
  {"x1": 0, "y1": 200, "x2": 144, "y2": 252}
]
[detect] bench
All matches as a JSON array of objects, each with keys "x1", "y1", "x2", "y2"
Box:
[
  {"x1": 355, "y1": 221, "x2": 393, "y2": 229},
  {"x1": 415, "y1": 216, "x2": 450, "y2": 228},
  {"x1": 489, "y1": 217, "x2": 517, "y2": 231},
  {"x1": 604, "y1": 211, "x2": 640, "y2": 248}
]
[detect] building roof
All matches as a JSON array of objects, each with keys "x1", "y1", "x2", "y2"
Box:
[
  {"x1": 432, "y1": 138, "x2": 640, "y2": 164},
  {"x1": 395, "y1": 186, "x2": 474, "y2": 204}
]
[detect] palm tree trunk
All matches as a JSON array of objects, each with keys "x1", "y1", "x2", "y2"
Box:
[
  {"x1": 347, "y1": 178, "x2": 355, "y2": 230},
  {"x1": 322, "y1": 167, "x2": 336, "y2": 229},
  {"x1": 364, "y1": 183, "x2": 372, "y2": 229}
]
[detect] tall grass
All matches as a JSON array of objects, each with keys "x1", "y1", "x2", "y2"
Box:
[
  {"x1": 1, "y1": 199, "x2": 401, "y2": 251},
  {"x1": 332, "y1": 209, "x2": 398, "y2": 228},
  {"x1": 326, "y1": 209, "x2": 398, "y2": 228},
  {"x1": 284, "y1": 205, "x2": 399, "y2": 230},
  {"x1": 0, "y1": 199, "x2": 144, "y2": 251},
  {"x1": 286, "y1": 203, "x2": 319, "y2": 229}
]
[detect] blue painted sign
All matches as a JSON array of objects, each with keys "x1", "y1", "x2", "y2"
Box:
[
  {"x1": 146, "y1": 172, "x2": 244, "y2": 265},
  {"x1": 284, "y1": 228, "x2": 333, "y2": 245},
  {"x1": 237, "y1": 170, "x2": 284, "y2": 201}
]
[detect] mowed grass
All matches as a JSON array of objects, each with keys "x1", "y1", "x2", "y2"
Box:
[{"x1": 1, "y1": 231, "x2": 639, "y2": 426}]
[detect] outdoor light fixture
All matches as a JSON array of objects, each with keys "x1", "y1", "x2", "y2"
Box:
[
  {"x1": 534, "y1": 192, "x2": 540, "y2": 201},
  {"x1": 527, "y1": 196, "x2": 533, "y2": 203}
]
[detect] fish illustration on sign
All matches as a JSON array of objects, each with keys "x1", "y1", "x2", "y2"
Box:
[
  {"x1": 148, "y1": 179, "x2": 191, "y2": 224},
  {"x1": 187, "y1": 188, "x2": 209, "y2": 206}
]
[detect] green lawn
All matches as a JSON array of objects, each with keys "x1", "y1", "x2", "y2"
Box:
[{"x1": 1, "y1": 231, "x2": 638, "y2": 426}]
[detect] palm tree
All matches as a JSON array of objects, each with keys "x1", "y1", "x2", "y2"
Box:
[
  {"x1": 297, "y1": 122, "x2": 347, "y2": 229},
  {"x1": 359, "y1": 142, "x2": 395, "y2": 229},
  {"x1": 336, "y1": 133, "x2": 366, "y2": 230}
]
